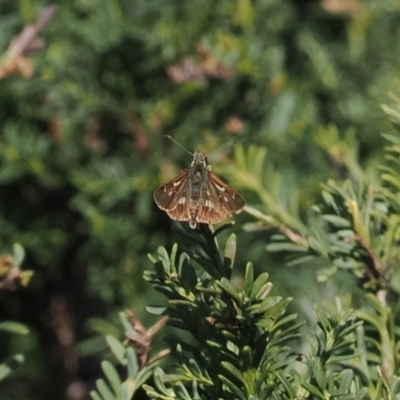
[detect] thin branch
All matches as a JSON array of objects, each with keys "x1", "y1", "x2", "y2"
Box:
[
  {"x1": 352, "y1": 235, "x2": 386, "y2": 277},
  {"x1": 244, "y1": 205, "x2": 309, "y2": 247},
  {"x1": 0, "y1": 5, "x2": 58, "y2": 80}
]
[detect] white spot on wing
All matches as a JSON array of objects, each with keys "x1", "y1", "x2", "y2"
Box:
[
  {"x1": 173, "y1": 180, "x2": 181, "y2": 187},
  {"x1": 205, "y1": 200, "x2": 214, "y2": 208},
  {"x1": 178, "y1": 197, "x2": 186, "y2": 204},
  {"x1": 215, "y1": 184, "x2": 225, "y2": 192},
  {"x1": 168, "y1": 191, "x2": 173, "y2": 196},
  {"x1": 224, "y1": 197, "x2": 228, "y2": 202}
]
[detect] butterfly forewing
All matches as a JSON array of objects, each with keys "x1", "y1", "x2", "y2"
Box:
[
  {"x1": 153, "y1": 169, "x2": 190, "y2": 211},
  {"x1": 195, "y1": 172, "x2": 244, "y2": 225},
  {"x1": 208, "y1": 172, "x2": 245, "y2": 213}
]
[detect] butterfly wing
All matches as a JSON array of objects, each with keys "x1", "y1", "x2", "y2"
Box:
[
  {"x1": 196, "y1": 171, "x2": 245, "y2": 225},
  {"x1": 153, "y1": 169, "x2": 191, "y2": 222},
  {"x1": 154, "y1": 166, "x2": 245, "y2": 227}
]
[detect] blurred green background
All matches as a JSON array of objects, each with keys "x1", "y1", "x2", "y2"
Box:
[{"x1": 1, "y1": 0, "x2": 400, "y2": 398}]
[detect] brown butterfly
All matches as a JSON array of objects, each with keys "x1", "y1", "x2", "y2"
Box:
[{"x1": 154, "y1": 152, "x2": 245, "y2": 228}]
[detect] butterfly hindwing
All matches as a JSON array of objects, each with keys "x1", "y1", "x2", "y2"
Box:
[{"x1": 165, "y1": 195, "x2": 190, "y2": 223}]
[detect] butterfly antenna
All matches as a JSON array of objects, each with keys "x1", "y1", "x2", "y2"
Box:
[{"x1": 165, "y1": 135, "x2": 194, "y2": 156}]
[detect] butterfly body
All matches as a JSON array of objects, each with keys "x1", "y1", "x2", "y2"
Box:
[{"x1": 154, "y1": 152, "x2": 245, "y2": 228}]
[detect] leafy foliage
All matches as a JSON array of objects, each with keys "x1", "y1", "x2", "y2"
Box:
[
  {"x1": 144, "y1": 226, "x2": 300, "y2": 399},
  {"x1": 143, "y1": 227, "x2": 300, "y2": 399},
  {"x1": 0, "y1": 317, "x2": 29, "y2": 385},
  {"x1": 95, "y1": 219, "x2": 400, "y2": 399},
  {"x1": 0, "y1": 244, "x2": 30, "y2": 384},
  {"x1": 3, "y1": 0, "x2": 400, "y2": 398},
  {"x1": 90, "y1": 311, "x2": 169, "y2": 400}
]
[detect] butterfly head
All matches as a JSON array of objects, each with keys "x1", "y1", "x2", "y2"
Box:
[{"x1": 191, "y1": 151, "x2": 208, "y2": 168}]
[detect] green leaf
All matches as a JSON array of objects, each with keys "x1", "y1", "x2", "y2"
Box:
[
  {"x1": 234, "y1": 145, "x2": 247, "y2": 171},
  {"x1": 322, "y1": 215, "x2": 351, "y2": 228},
  {"x1": 285, "y1": 255, "x2": 316, "y2": 267},
  {"x1": 119, "y1": 312, "x2": 134, "y2": 336},
  {"x1": 248, "y1": 296, "x2": 281, "y2": 315},
  {"x1": 224, "y1": 233, "x2": 237, "y2": 265},
  {"x1": 0, "y1": 354, "x2": 24, "y2": 381},
  {"x1": 121, "y1": 377, "x2": 136, "y2": 400},
  {"x1": 354, "y1": 388, "x2": 369, "y2": 399},
  {"x1": 146, "y1": 306, "x2": 167, "y2": 315},
  {"x1": 249, "y1": 272, "x2": 269, "y2": 300},
  {"x1": 179, "y1": 258, "x2": 197, "y2": 292},
  {"x1": 382, "y1": 133, "x2": 400, "y2": 145},
  {"x1": 147, "y1": 253, "x2": 157, "y2": 264},
  {"x1": 310, "y1": 358, "x2": 326, "y2": 390},
  {"x1": 12, "y1": 243, "x2": 25, "y2": 266},
  {"x1": 19, "y1": 270, "x2": 34, "y2": 287},
  {"x1": 218, "y1": 374, "x2": 247, "y2": 400},
  {"x1": 221, "y1": 361, "x2": 246, "y2": 386},
  {"x1": 106, "y1": 336, "x2": 126, "y2": 366},
  {"x1": 157, "y1": 247, "x2": 170, "y2": 269},
  {"x1": 206, "y1": 340, "x2": 222, "y2": 349},
  {"x1": 317, "y1": 266, "x2": 338, "y2": 283},
  {"x1": 89, "y1": 319, "x2": 119, "y2": 337},
  {"x1": 255, "y1": 282, "x2": 273, "y2": 300},
  {"x1": 337, "y1": 369, "x2": 354, "y2": 393},
  {"x1": 243, "y1": 262, "x2": 254, "y2": 296},
  {"x1": 0, "y1": 321, "x2": 29, "y2": 335},
  {"x1": 381, "y1": 104, "x2": 400, "y2": 124},
  {"x1": 170, "y1": 243, "x2": 178, "y2": 273},
  {"x1": 90, "y1": 391, "x2": 103, "y2": 400},
  {"x1": 123, "y1": 348, "x2": 148, "y2": 398},
  {"x1": 216, "y1": 278, "x2": 241, "y2": 304},
  {"x1": 302, "y1": 380, "x2": 325, "y2": 398},
  {"x1": 101, "y1": 361, "x2": 121, "y2": 395},
  {"x1": 174, "y1": 381, "x2": 192, "y2": 400},
  {"x1": 126, "y1": 347, "x2": 139, "y2": 379},
  {"x1": 266, "y1": 242, "x2": 308, "y2": 252},
  {"x1": 95, "y1": 378, "x2": 115, "y2": 400},
  {"x1": 153, "y1": 368, "x2": 175, "y2": 396}
]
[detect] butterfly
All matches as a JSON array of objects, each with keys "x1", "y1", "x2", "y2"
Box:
[{"x1": 154, "y1": 152, "x2": 245, "y2": 229}]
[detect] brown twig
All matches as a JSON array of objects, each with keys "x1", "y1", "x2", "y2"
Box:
[
  {"x1": 277, "y1": 223, "x2": 309, "y2": 247},
  {"x1": 244, "y1": 205, "x2": 309, "y2": 248},
  {"x1": 125, "y1": 310, "x2": 169, "y2": 367},
  {"x1": 0, "y1": 5, "x2": 58, "y2": 80},
  {"x1": 351, "y1": 235, "x2": 386, "y2": 277}
]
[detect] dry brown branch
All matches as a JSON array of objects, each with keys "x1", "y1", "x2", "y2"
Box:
[
  {"x1": 351, "y1": 235, "x2": 386, "y2": 277},
  {"x1": 125, "y1": 310, "x2": 169, "y2": 367},
  {"x1": 0, "y1": 5, "x2": 58, "y2": 80}
]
